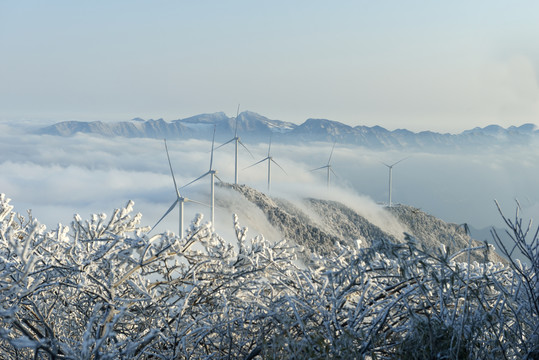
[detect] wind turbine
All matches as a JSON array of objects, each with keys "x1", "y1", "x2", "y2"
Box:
[
  {"x1": 181, "y1": 126, "x2": 220, "y2": 225},
  {"x1": 382, "y1": 157, "x2": 408, "y2": 207},
  {"x1": 215, "y1": 104, "x2": 253, "y2": 184},
  {"x1": 245, "y1": 135, "x2": 286, "y2": 191},
  {"x1": 311, "y1": 142, "x2": 337, "y2": 188},
  {"x1": 150, "y1": 139, "x2": 207, "y2": 238}
]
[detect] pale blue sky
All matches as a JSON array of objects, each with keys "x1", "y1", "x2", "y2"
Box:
[{"x1": 1, "y1": 1, "x2": 538, "y2": 132}]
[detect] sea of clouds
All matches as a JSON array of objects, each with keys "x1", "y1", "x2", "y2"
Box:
[{"x1": 1, "y1": 119, "x2": 538, "y2": 245}]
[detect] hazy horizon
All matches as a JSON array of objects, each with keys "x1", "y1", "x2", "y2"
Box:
[{"x1": 2, "y1": 1, "x2": 539, "y2": 133}]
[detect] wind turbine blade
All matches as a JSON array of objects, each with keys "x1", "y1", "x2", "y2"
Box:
[
  {"x1": 380, "y1": 161, "x2": 391, "y2": 168},
  {"x1": 214, "y1": 174, "x2": 225, "y2": 183},
  {"x1": 151, "y1": 198, "x2": 179, "y2": 231},
  {"x1": 185, "y1": 198, "x2": 210, "y2": 207},
  {"x1": 238, "y1": 139, "x2": 255, "y2": 158},
  {"x1": 327, "y1": 142, "x2": 336, "y2": 165},
  {"x1": 391, "y1": 156, "x2": 409, "y2": 167},
  {"x1": 330, "y1": 167, "x2": 338, "y2": 178},
  {"x1": 310, "y1": 165, "x2": 328, "y2": 172},
  {"x1": 181, "y1": 171, "x2": 210, "y2": 189},
  {"x1": 271, "y1": 158, "x2": 287, "y2": 175},
  {"x1": 164, "y1": 139, "x2": 181, "y2": 198},
  {"x1": 244, "y1": 157, "x2": 269, "y2": 170},
  {"x1": 215, "y1": 138, "x2": 235, "y2": 150},
  {"x1": 209, "y1": 125, "x2": 216, "y2": 170}
]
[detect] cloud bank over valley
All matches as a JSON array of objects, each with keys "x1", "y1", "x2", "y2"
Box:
[{"x1": 1, "y1": 120, "x2": 538, "y2": 244}]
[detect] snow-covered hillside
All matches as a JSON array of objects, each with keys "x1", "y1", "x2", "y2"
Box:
[{"x1": 223, "y1": 184, "x2": 505, "y2": 264}]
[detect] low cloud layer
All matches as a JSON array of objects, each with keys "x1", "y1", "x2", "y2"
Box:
[{"x1": 1, "y1": 121, "x2": 538, "y2": 243}]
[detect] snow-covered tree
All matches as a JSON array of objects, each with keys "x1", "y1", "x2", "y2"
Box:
[{"x1": 0, "y1": 193, "x2": 537, "y2": 359}]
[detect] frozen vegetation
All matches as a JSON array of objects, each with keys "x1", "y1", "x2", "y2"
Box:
[{"x1": 0, "y1": 192, "x2": 537, "y2": 359}]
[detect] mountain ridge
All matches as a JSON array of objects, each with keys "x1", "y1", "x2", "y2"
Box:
[{"x1": 36, "y1": 111, "x2": 538, "y2": 150}]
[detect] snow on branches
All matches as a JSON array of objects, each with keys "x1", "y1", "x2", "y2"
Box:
[{"x1": 0, "y1": 194, "x2": 537, "y2": 359}]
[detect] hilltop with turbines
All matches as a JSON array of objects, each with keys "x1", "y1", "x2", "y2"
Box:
[
  {"x1": 146, "y1": 124, "x2": 504, "y2": 265},
  {"x1": 145, "y1": 113, "x2": 418, "y2": 249}
]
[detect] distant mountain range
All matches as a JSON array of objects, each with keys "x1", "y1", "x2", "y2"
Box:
[{"x1": 36, "y1": 111, "x2": 539, "y2": 150}]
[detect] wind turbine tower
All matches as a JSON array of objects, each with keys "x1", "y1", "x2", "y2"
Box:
[
  {"x1": 182, "y1": 126, "x2": 220, "y2": 225},
  {"x1": 382, "y1": 157, "x2": 408, "y2": 207},
  {"x1": 150, "y1": 139, "x2": 207, "y2": 238},
  {"x1": 311, "y1": 142, "x2": 337, "y2": 188},
  {"x1": 245, "y1": 135, "x2": 286, "y2": 191},
  {"x1": 216, "y1": 105, "x2": 253, "y2": 184}
]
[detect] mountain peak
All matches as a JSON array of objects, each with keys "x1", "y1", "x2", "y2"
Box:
[
  {"x1": 178, "y1": 112, "x2": 229, "y2": 124},
  {"x1": 509, "y1": 123, "x2": 538, "y2": 133},
  {"x1": 303, "y1": 118, "x2": 351, "y2": 128}
]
